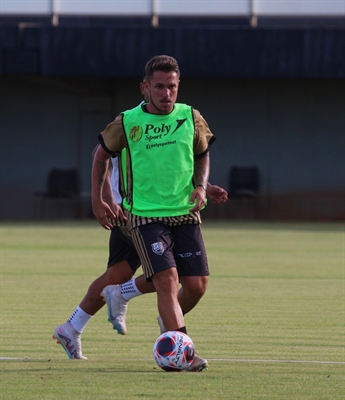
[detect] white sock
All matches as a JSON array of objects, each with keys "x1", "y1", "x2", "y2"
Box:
[
  {"x1": 120, "y1": 278, "x2": 143, "y2": 301},
  {"x1": 68, "y1": 306, "x2": 92, "y2": 333}
]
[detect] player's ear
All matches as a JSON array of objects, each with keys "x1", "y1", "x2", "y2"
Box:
[
  {"x1": 140, "y1": 81, "x2": 148, "y2": 91},
  {"x1": 141, "y1": 81, "x2": 150, "y2": 102}
]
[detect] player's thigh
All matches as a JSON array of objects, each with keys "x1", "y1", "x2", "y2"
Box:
[
  {"x1": 132, "y1": 223, "x2": 176, "y2": 279},
  {"x1": 172, "y1": 224, "x2": 209, "y2": 277},
  {"x1": 108, "y1": 226, "x2": 140, "y2": 275}
]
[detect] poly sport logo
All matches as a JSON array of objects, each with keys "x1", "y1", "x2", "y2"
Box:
[
  {"x1": 144, "y1": 119, "x2": 187, "y2": 139},
  {"x1": 151, "y1": 242, "x2": 164, "y2": 255}
]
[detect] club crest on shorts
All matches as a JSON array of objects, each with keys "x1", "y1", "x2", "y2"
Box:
[{"x1": 151, "y1": 242, "x2": 164, "y2": 255}]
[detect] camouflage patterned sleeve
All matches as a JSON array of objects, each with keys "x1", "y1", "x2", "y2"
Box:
[
  {"x1": 192, "y1": 108, "x2": 216, "y2": 157},
  {"x1": 99, "y1": 115, "x2": 127, "y2": 155}
]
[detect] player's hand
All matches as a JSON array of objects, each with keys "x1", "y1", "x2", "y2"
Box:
[
  {"x1": 189, "y1": 186, "x2": 207, "y2": 213},
  {"x1": 207, "y1": 184, "x2": 228, "y2": 204},
  {"x1": 106, "y1": 202, "x2": 127, "y2": 225},
  {"x1": 92, "y1": 199, "x2": 114, "y2": 230}
]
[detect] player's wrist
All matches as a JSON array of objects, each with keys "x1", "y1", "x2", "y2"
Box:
[{"x1": 196, "y1": 184, "x2": 207, "y2": 191}]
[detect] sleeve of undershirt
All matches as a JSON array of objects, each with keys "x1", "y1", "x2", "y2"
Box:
[
  {"x1": 98, "y1": 115, "x2": 127, "y2": 155},
  {"x1": 192, "y1": 109, "x2": 216, "y2": 158}
]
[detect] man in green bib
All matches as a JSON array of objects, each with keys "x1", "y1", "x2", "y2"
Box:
[{"x1": 92, "y1": 55, "x2": 215, "y2": 371}]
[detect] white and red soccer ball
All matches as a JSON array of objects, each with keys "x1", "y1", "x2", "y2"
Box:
[{"x1": 153, "y1": 331, "x2": 195, "y2": 371}]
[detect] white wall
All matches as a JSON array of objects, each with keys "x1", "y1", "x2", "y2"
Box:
[{"x1": 1, "y1": 0, "x2": 344, "y2": 16}]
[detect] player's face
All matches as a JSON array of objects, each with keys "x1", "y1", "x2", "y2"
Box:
[{"x1": 146, "y1": 71, "x2": 180, "y2": 114}]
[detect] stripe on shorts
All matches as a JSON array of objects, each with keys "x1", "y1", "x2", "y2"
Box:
[{"x1": 131, "y1": 226, "x2": 155, "y2": 279}]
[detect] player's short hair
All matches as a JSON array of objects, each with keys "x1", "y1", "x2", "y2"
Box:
[{"x1": 144, "y1": 55, "x2": 180, "y2": 81}]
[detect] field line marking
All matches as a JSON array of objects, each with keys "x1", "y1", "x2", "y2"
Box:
[
  {"x1": 0, "y1": 357, "x2": 50, "y2": 361},
  {"x1": 208, "y1": 358, "x2": 345, "y2": 365},
  {"x1": 1, "y1": 357, "x2": 344, "y2": 365}
]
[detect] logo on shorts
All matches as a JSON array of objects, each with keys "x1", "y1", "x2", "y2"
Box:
[
  {"x1": 179, "y1": 251, "x2": 201, "y2": 258},
  {"x1": 151, "y1": 242, "x2": 164, "y2": 255}
]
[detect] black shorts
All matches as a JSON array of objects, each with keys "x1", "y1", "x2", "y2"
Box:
[
  {"x1": 108, "y1": 226, "x2": 140, "y2": 273},
  {"x1": 131, "y1": 222, "x2": 209, "y2": 280}
]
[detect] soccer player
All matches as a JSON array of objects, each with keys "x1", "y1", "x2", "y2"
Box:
[
  {"x1": 53, "y1": 74, "x2": 227, "y2": 370},
  {"x1": 92, "y1": 55, "x2": 217, "y2": 371}
]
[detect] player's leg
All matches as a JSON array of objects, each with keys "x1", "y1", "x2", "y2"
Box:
[
  {"x1": 101, "y1": 225, "x2": 208, "y2": 337},
  {"x1": 173, "y1": 223, "x2": 210, "y2": 372},
  {"x1": 101, "y1": 274, "x2": 156, "y2": 334},
  {"x1": 155, "y1": 275, "x2": 208, "y2": 334},
  {"x1": 52, "y1": 226, "x2": 138, "y2": 359},
  {"x1": 104, "y1": 274, "x2": 204, "y2": 335},
  {"x1": 152, "y1": 267, "x2": 185, "y2": 331},
  {"x1": 172, "y1": 223, "x2": 209, "y2": 313},
  {"x1": 52, "y1": 261, "x2": 133, "y2": 360},
  {"x1": 99, "y1": 225, "x2": 152, "y2": 334},
  {"x1": 105, "y1": 272, "x2": 207, "y2": 331},
  {"x1": 151, "y1": 223, "x2": 209, "y2": 372},
  {"x1": 178, "y1": 275, "x2": 208, "y2": 314},
  {"x1": 79, "y1": 260, "x2": 133, "y2": 316},
  {"x1": 132, "y1": 222, "x2": 186, "y2": 331}
]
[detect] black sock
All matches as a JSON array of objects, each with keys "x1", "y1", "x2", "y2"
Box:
[{"x1": 175, "y1": 326, "x2": 187, "y2": 334}]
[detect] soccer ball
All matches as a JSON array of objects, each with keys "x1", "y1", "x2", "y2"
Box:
[{"x1": 153, "y1": 331, "x2": 195, "y2": 371}]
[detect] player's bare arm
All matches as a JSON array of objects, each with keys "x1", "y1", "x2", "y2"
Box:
[
  {"x1": 101, "y1": 159, "x2": 114, "y2": 206},
  {"x1": 102, "y1": 161, "x2": 127, "y2": 222},
  {"x1": 91, "y1": 146, "x2": 117, "y2": 230},
  {"x1": 189, "y1": 152, "x2": 209, "y2": 212}
]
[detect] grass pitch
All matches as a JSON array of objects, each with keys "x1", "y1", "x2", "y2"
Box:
[{"x1": 0, "y1": 220, "x2": 344, "y2": 399}]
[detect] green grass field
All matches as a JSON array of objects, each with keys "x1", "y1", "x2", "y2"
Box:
[{"x1": 1, "y1": 221, "x2": 344, "y2": 399}]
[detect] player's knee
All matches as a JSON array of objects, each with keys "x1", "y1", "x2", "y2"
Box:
[
  {"x1": 189, "y1": 285, "x2": 206, "y2": 300},
  {"x1": 182, "y1": 276, "x2": 208, "y2": 299}
]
